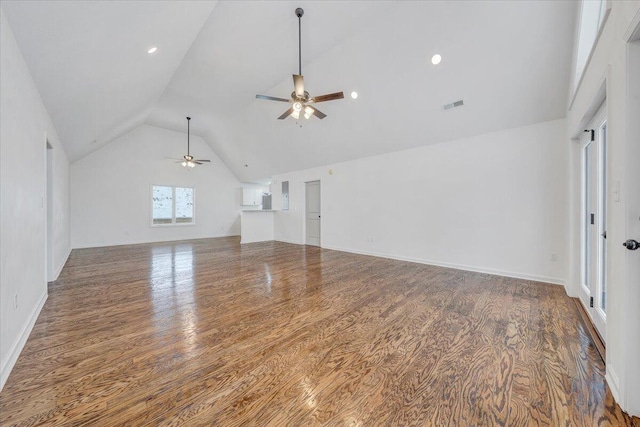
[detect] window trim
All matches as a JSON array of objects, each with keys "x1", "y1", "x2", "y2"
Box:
[{"x1": 150, "y1": 184, "x2": 196, "y2": 227}]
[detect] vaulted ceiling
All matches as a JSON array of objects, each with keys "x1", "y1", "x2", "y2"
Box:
[{"x1": 2, "y1": 1, "x2": 577, "y2": 182}]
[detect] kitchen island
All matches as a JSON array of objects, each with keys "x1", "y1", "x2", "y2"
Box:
[{"x1": 240, "y1": 210, "x2": 276, "y2": 244}]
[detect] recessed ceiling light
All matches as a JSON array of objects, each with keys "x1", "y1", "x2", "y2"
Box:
[
  {"x1": 147, "y1": 46, "x2": 158, "y2": 54},
  {"x1": 351, "y1": 91, "x2": 358, "y2": 99},
  {"x1": 431, "y1": 54, "x2": 442, "y2": 65}
]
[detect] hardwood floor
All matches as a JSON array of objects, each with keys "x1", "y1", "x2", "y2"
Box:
[{"x1": 0, "y1": 237, "x2": 633, "y2": 426}]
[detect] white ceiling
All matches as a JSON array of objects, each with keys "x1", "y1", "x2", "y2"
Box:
[
  {"x1": 2, "y1": 1, "x2": 577, "y2": 182},
  {"x1": 1, "y1": 0, "x2": 217, "y2": 160}
]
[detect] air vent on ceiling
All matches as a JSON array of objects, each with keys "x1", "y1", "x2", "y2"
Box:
[{"x1": 443, "y1": 99, "x2": 464, "y2": 111}]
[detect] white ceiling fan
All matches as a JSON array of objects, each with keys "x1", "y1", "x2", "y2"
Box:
[
  {"x1": 166, "y1": 117, "x2": 211, "y2": 167},
  {"x1": 256, "y1": 8, "x2": 344, "y2": 120}
]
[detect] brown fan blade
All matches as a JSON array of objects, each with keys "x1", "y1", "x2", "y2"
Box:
[
  {"x1": 256, "y1": 94, "x2": 290, "y2": 102},
  {"x1": 165, "y1": 157, "x2": 184, "y2": 161},
  {"x1": 310, "y1": 92, "x2": 344, "y2": 103},
  {"x1": 310, "y1": 107, "x2": 327, "y2": 119},
  {"x1": 278, "y1": 106, "x2": 294, "y2": 120},
  {"x1": 293, "y1": 74, "x2": 305, "y2": 97},
  {"x1": 194, "y1": 161, "x2": 204, "y2": 165},
  {"x1": 195, "y1": 159, "x2": 211, "y2": 162}
]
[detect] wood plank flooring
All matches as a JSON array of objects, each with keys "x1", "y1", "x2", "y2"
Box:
[{"x1": 0, "y1": 237, "x2": 634, "y2": 426}]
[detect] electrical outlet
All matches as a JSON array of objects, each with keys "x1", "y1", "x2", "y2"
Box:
[
  {"x1": 550, "y1": 253, "x2": 558, "y2": 262},
  {"x1": 613, "y1": 180, "x2": 620, "y2": 203}
]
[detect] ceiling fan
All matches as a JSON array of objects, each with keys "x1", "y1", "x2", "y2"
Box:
[
  {"x1": 256, "y1": 8, "x2": 344, "y2": 120},
  {"x1": 166, "y1": 117, "x2": 211, "y2": 168}
]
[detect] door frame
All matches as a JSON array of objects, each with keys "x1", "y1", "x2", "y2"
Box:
[{"x1": 45, "y1": 138, "x2": 54, "y2": 282}]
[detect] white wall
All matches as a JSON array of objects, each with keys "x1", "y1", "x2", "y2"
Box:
[
  {"x1": 271, "y1": 119, "x2": 568, "y2": 286},
  {"x1": 0, "y1": 8, "x2": 71, "y2": 390},
  {"x1": 566, "y1": 0, "x2": 640, "y2": 415},
  {"x1": 71, "y1": 124, "x2": 241, "y2": 248}
]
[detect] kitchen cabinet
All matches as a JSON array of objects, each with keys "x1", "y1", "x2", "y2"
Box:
[{"x1": 242, "y1": 188, "x2": 263, "y2": 206}]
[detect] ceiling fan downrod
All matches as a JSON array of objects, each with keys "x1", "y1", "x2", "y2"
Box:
[
  {"x1": 186, "y1": 116, "x2": 191, "y2": 156},
  {"x1": 296, "y1": 8, "x2": 303, "y2": 76}
]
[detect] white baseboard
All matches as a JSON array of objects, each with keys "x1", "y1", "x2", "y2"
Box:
[
  {"x1": 240, "y1": 237, "x2": 272, "y2": 244},
  {"x1": 72, "y1": 233, "x2": 241, "y2": 249},
  {"x1": 51, "y1": 246, "x2": 71, "y2": 281},
  {"x1": 321, "y1": 244, "x2": 566, "y2": 287},
  {"x1": 0, "y1": 289, "x2": 48, "y2": 392},
  {"x1": 274, "y1": 237, "x2": 303, "y2": 245},
  {"x1": 606, "y1": 365, "x2": 621, "y2": 408}
]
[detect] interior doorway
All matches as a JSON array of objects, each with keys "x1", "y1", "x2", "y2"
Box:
[
  {"x1": 46, "y1": 140, "x2": 53, "y2": 281},
  {"x1": 305, "y1": 181, "x2": 321, "y2": 247},
  {"x1": 579, "y1": 102, "x2": 607, "y2": 341}
]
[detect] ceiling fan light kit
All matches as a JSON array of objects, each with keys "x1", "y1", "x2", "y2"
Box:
[{"x1": 255, "y1": 8, "x2": 344, "y2": 121}]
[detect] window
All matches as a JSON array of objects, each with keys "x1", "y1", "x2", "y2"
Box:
[
  {"x1": 572, "y1": 0, "x2": 609, "y2": 94},
  {"x1": 152, "y1": 185, "x2": 194, "y2": 225}
]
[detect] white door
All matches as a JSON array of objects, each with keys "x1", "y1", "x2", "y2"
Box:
[
  {"x1": 579, "y1": 103, "x2": 607, "y2": 340},
  {"x1": 624, "y1": 37, "x2": 640, "y2": 415},
  {"x1": 305, "y1": 181, "x2": 321, "y2": 246}
]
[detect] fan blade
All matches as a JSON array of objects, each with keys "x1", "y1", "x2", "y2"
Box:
[
  {"x1": 195, "y1": 161, "x2": 204, "y2": 165},
  {"x1": 165, "y1": 157, "x2": 184, "y2": 161},
  {"x1": 311, "y1": 107, "x2": 327, "y2": 119},
  {"x1": 278, "y1": 107, "x2": 294, "y2": 120},
  {"x1": 195, "y1": 159, "x2": 211, "y2": 162},
  {"x1": 256, "y1": 94, "x2": 290, "y2": 102},
  {"x1": 310, "y1": 92, "x2": 344, "y2": 103},
  {"x1": 293, "y1": 74, "x2": 305, "y2": 97}
]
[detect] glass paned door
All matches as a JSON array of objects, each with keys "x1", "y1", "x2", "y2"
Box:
[
  {"x1": 597, "y1": 122, "x2": 607, "y2": 314},
  {"x1": 580, "y1": 103, "x2": 607, "y2": 340}
]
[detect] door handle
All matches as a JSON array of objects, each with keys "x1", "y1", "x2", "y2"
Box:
[
  {"x1": 623, "y1": 239, "x2": 639, "y2": 250},
  {"x1": 601, "y1": 231, "x2": 607, "y2": 239}
]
